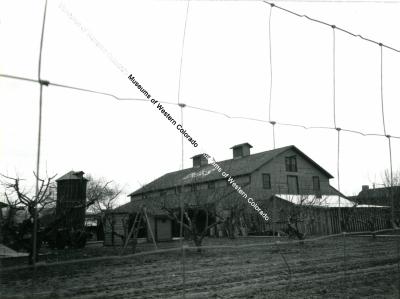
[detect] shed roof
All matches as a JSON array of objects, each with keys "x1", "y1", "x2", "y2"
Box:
[
  {"x1": 56, "y1": 171, "x2": 88, "y2": 182},
  {"x1": 275, "y1": 194, "x2": 356, "y2": 208},
  {"x1": 129, "y1": 145, "x2": 333, "y2": 196},
  {"x1": 356, "y1": 204, "x2": 390, "y2": 208},
  {"x1": 230, "y1": 142, "x2": 253, "y2": 149},
  {"x1": 110, "y1": 201, "x2": 168, "y2": 216}
]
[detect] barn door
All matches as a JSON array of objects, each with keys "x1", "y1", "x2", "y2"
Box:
[{"x1": 287, "y1": 175, "x2": 299, "y2": 194}]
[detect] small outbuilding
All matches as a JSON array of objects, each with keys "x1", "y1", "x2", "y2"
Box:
[
  {"x1": 103, "y1": 201, "x2": 174, "y2": 246},
  {"x1": 55, "y1": 171, "x2": 88, "y2": 230}
]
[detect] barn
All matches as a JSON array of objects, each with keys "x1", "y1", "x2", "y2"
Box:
[{"x1": 105, "y1": 143, "x2": 391, "y2": 245}]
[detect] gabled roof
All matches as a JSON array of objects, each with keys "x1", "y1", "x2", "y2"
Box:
[
  {"x1": 118, "y1": 183, "x2": 252, "y2": 215},
  {"x1": 129, "y1": 145, "x2": 333, "y2": 197},
  {"x1": 56, "y1": 171, "x2": 88, "y2": 182}
]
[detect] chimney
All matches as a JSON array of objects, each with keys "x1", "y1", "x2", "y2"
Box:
[
  {"x1": 230, "y1": 143, "x2": 253, "y2": 159},
  {"x1": 191, "y1": 154, "x2": 208, "y2": 168},
  {"x1": 362, "y1": 185, "x2": 369, "y2": 192}
]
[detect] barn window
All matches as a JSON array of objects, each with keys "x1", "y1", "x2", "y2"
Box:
[
  {"x1": 262, "y1": 174, "x2": 271, "y2": 189},
  {"x1": 313, "y1": 176, "x2": 320, "y2": 192},
  {"x1": 285, "y1": 156, "x2": 297, "y2": 172}
]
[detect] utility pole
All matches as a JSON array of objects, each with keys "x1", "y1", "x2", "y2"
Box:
[{"x1": 32, "y1": 0, "x2": 48, "y2": 267}]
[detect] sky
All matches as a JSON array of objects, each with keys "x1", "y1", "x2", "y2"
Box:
[{"x1": 1, "y1": 0, "x2": 400, "y2": 206}]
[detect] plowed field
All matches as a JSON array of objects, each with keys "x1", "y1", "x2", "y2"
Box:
[{"x1": 0, "y1": 236, "x2": 398, "y2": 298}]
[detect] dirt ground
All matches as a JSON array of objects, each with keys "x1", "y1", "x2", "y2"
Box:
[{"x1": 0, "y1": 235, "x2": 399, "y2": 298}]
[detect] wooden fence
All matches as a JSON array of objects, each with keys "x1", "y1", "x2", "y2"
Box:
[{"x1": 261, "y1": 206, "x2": 391, "y2": 236}]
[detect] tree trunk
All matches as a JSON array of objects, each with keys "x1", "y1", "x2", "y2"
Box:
[{"x1": 193, "y1": 237, "x2": 202, "y2": 253}]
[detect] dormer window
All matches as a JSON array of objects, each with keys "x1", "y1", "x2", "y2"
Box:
[{"x1": 285, "y1": 156, "x2": 297, "y2": 172}]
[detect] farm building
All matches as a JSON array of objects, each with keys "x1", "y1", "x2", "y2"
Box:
[
  {"x1": 105, "y1": 144, "x2": 391, "y2": 245},
  {"x1": 350, "y1": 185, "x2": 400, "y2": 224},
  {"x1": 104, "y1": 203, "x2": 165, "y2": 246},
  {"x1": 55, "y1": 171, "x2": 88, "y2": 230}
]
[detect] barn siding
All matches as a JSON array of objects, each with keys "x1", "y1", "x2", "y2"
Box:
[{"x1": 104, "y1": 213, "x2": 129, "y2": 246}]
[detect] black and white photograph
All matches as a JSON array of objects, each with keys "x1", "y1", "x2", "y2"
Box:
[{"x1": 1, "y1": 0, "x2": 400, "y2": 298}]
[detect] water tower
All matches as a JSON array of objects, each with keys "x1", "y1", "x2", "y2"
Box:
[{"x1": 56, "y1": 171, "x2": 88, "y2": 230}]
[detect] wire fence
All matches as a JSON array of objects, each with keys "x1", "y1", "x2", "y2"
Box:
[{"x1": 1, "y1": 0, "x2": 400, "y2": 298}]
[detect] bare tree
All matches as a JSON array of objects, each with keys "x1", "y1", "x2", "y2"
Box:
[
  {"x1": 159, "y1": 160, "x2": 249, "y2": 251},
  {"x1": 129, "y1": 160, "x2": 254, "y2": 251},
  {"x1": 383, "y1": 169, "x2": 400, "y2": 187},
  {"x1": 85, "y1": 175, "x2": 123, "y2": 241},
  {"x1": 1, "y1": 173, "x2": 56, "y2": 220},
  {"x1": 0, "y1": 173, "x2": 56, "y2": 263},
  {"x1": 86, "y1": 175, "x2": 122, "y2": 213},
  {"x1": 161, "y1": 184, "x2": 240, "y2": 251}
]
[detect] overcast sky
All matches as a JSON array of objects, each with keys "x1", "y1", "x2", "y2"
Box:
[{"x1": 1, "y1": 0, "x2": 400, "y2": 205}]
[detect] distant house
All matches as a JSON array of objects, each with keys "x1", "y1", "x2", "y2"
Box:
[
  {"x1": 351, "y1": 185, "x2": 399, "y2": 207},
  {"x1": 107, "y1": 144, "x2": 370, "y2": 245},
  {"x1": 350, "y1": 185, "x2": 399, "y2": 224}
]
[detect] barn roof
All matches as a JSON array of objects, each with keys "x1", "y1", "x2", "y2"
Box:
[
  {"x1": 56, "y1": 170, "x2": 88, "y2": 182},
  {"x1": 115, "y1": 184, "x2": 251, "y2": 215},
  {"x1": 128, "y1": 145, "x2": 333, "y2": 197}
]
